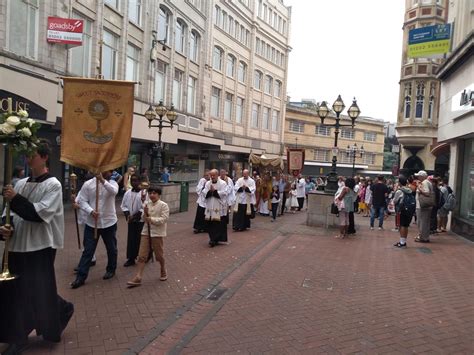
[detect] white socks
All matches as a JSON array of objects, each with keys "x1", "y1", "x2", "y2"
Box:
[{"x1": 400, "y1": 237, "x2": 407, "y2": 245}]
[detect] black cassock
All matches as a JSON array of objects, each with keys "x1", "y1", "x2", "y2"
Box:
[
  {"x1": 232, "y1": 187, "x2": 252, "y2": 231},
  {"x1": 205, "y1": 190, "x2": 227, "y2": 243},
  {"x1": 0, "y1": 174, "x2": 73, "y2": 344},
  {"x1": 193, "y1": 205, "x2": 208, "y2": 232}
]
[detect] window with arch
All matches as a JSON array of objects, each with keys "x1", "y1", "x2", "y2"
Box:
[
  {"x1": 213, "y1": 5, "x2": 221, "y2": 25},
  {"x1": 264, "y1": 75, "x2": 272, "y2": 94},
  {"x1": 254, "y1": 70, "x2": 262, "y2": 90},
  {"x1": 428, "y1": 83, "x2": 435, "y2": 122},
  {"x1": 415, "y1": 82, "x2": 425, "y2": 119},
  {"x1": 238, "y1": 61, "x2": 247, "y2": 83},
  {"x1": 404, "y1": 83, "x2": 412, "y2": 119},
  {"x1": 213, "y1": 46, "x2": 223, "y2": 71},
  {"x1": 158, "y1": 6, "x2": 170, "y2": 45},
  {"x1": 274, "y1": 80, "x2": 282, "y2": 97},
  {"x1": 226, "y1": 54, "x2": 236, "y2": 78},
  {"x1": 175, "y1": 19, "x2": 186, "y2": 54},
  {"x1": 189, "y1": 30, "x2": 199, "y2": 62}
]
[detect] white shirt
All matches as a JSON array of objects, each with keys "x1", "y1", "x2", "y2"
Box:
[
  {"x1": 219, "y1": 176, "x2": 235, "y2": 206},
  {"x1": 120, "y1": 189, "x2": 145, "y2": 218},
  {"x1": 142, "y1": 199, "x2": 169, "y2": 237},
  {"x1": 196, "y1": 177, "x2": 208, "y2": 207},
  {"x1": 77, "y1": 177, "x2": 118, "y2": 228},
  {"x1": 7, "y1": 176, "x2": 64, "y2": 252},
  {"x1": 234, "y1": 177, "x2": 256, "y2": 204},
  {"x1": 296, "y1": 178, "x2": 306, "y2": 198}
]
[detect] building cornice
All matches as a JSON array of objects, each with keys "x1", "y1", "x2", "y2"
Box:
[{"x1": 436, "y1": 31, "x2": 474, "y2": 80}]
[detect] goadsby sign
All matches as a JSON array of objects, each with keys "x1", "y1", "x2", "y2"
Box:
[{"x1": 47, "y1": 17, "x2": 83, "y2": 46}]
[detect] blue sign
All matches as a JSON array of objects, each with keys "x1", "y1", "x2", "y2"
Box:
[{"x1": 408, "y1": 24, "x2": 451, "y2": 45}]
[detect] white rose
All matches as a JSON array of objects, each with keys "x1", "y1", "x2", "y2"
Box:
[
  {"x1": 26, "y1": 118, "x2": 35, "y2": 127},
  {"x1": 18, "y1": 109, "x2": 28, "y2": 118},
  {"x1": 18, "y1": 127, "x2": 32, "y2": 137},
  {"x1": 0, "y1": 123, "x2": 16, "y2": 134},
  {"x1": 6, "y1": 116, "x2": 21, "y2": 126}
]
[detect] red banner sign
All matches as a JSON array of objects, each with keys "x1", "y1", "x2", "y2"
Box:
[{"x1": 47, "y1": 17, "x2": 83, "y2": 46}]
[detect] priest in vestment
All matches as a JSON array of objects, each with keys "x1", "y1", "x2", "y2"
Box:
[
  {"x1": 203, "y1": 169, "x2": 228, "y2": 247},
  {"x1": 0, "y1": 140, "x2": 74, "y2": 351},
  {"x1": 232, "y1": 169, "x2": 256, "y2": 231}
]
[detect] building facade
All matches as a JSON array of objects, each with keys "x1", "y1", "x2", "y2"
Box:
[
  {"x1": 0, "y1": 0, "x2": 291, "y2": 189},
  {"x1": 285, "y1": 101, "x2": 386, "y2": 178},
  {"x1": 395, "y1": 0, "x2": 448, "y2": 177},
  {"x1": 436, "y1": 0, "x2": 473, "y2": 239}
]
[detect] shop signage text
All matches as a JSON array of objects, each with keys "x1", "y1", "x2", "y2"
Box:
[
  {"x1": 0, "y1": 90, "x2": 47, "y2": 120},
  {"x1": 459, "y1": 89, "x2": 474, "y2": 107},
  {"x1": 47, "y1": 17, "x2": 83, "y2": 46}
]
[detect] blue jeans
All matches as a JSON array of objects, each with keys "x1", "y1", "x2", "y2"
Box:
[
  {"x1": 370, "y1": 206, "x2": 385, "y2": 228},
  {"x1": 76, "y1": 224, "x2": 117, "y2": 281}
]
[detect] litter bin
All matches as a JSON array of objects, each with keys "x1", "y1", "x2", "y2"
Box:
[{"x1": 179, "y1": 181, "x2": 189, "y2": 212}]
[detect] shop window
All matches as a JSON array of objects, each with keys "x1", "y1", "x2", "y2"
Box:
[{"x1": 459, "y1": 139, "x2": 474, "y2": 221}]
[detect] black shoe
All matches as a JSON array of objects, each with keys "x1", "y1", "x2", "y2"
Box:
[
  {"x1": 209, "y1": 241, "x2": 216, "y2": 248},
  {"x1": 70, "y1": 279, "x2": 85, "y2": 289},
  {"x1": 90, "y1": 260, "x2": 96, "y2": 267},
  {"x1": 393, "y1": 242, "x2": 407, "y2": 248},
  {"x1": 103, "y1": 271, "x2": 115, "y2": 280},
  {"x1": 123, "y1": 260, "x2": 135, "y2": 267}
]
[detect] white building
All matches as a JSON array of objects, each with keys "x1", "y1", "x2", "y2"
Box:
[
  {"x1": 0, "y1": 0, "x2": 291, "y2": 187},
  {"x1": 436, "y1": 0, "x2": 473, "y2": 239}
]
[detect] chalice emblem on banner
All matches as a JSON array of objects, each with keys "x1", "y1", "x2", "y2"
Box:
[{"x1": 84, "y1": 99, "x2": 113, "y2": 144}]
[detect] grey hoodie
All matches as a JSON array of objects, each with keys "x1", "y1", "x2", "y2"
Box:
[{"x1": 393, "y1": 186, "x2": 413, "y2": 207}]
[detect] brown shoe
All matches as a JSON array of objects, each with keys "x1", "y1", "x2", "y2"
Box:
[{"x1": 127, "y1": 276, "x2": 142, "y2": 287}]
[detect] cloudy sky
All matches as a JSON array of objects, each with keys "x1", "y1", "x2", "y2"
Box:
[{"x1": 285, "y1": 0, "x2": 405, "y2": 122}]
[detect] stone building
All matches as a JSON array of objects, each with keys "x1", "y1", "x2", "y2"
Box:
[
  {"x1": 0, "y1": 0, "x2": 291, "y2": 188},
  {"x1": 395, "y1": 0, "x2": 448, "y2": 177},
  {"x1": 285, "y1": 101, "x2": 386, "y2": 178}
]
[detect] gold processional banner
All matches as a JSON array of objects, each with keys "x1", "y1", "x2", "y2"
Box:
[
  {"x1": 60, "y1": 78, "x2": 134, "y2": 173},
  {"x1": 287, "y1": 148, "x2": 305, "y2": 176}
]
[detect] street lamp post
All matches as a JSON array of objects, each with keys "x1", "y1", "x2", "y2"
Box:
[
  {"x1": 315, "y1": 95, "x2": 361, "y2": 194},
  {"x1": 346, "y1": 143, "x2": 365, "y2": 176},
  {"x1": 144, "y1": 101, "x2": 178, "y2": 183}
]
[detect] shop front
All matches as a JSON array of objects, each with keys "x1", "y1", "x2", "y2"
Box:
[
  {"x1": 452, "y1": 137, "x2": 474, "y2": 240},
  {"x1": 202, "y1": 150, "x2": 249, "y2": 179}
]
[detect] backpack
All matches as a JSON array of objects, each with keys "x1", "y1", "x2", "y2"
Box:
[
  {"x1": 400, "y1": 191, "x2": 416, "y2": 215},
  {"x1": 444, "y1": 193, "x2": 456, "y2": 211}
]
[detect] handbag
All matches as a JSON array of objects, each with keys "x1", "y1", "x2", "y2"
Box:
[
  {"x1": 330, "y1": 202, "x2": 339, "y2": 215},
  {"x1": 419, "y1": 192, "x2": 435, "y2": 208},
  {"x1": 419, "y1": 182, "x2": 435, "y2": 208}
]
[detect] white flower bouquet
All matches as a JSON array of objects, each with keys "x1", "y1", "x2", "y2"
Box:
[{"x1": 0, "y1": 108, "x2": 41, "y2": 155}]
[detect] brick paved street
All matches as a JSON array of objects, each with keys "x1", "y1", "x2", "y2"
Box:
[{"x1": 17, "y1": 199, "x2": 474, "y2": 354}]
